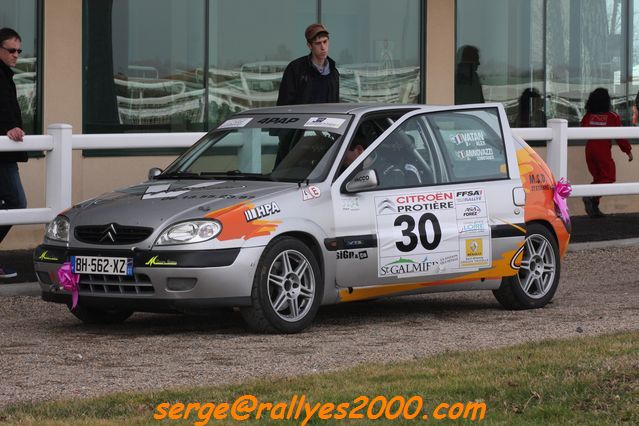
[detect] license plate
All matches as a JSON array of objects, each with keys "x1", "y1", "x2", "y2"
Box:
[{"x1": 71, "y1": 256, "x2": 133, "y2": 276}]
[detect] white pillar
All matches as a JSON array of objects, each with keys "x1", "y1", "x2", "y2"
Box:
[
  {"x1": 46, "y1": 124, "x2": 73, "y2": 216},
  {"x1": 547, "y1": 118, "x2": 568, "y2": 179}
]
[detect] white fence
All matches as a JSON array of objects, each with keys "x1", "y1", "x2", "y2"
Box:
[{"x1": 1, "y1": 119, "x2": 639, "y2": 226}]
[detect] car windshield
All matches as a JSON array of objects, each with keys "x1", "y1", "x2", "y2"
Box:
[{"x1": 160, "y1": 114, "x2": 350, "y2": 183}]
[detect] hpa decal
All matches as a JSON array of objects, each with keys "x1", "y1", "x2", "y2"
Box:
[
  {"x1": 205, "y1": 202, "x2": 281, "y2": 241},
  {"x1": 244, "y1": 202, "x2": 281, "y2": 222},
  {"x1": 375, "y1": 189, "x2": 491, "y2": 278}
]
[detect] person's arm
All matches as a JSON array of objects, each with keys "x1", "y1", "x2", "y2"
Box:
[
  {"x1": 276, "y1": 64, "x2": 296, "y2": 106},
  {"x1": 0, "y1": 80, "x2": 23, "y2": 141},
  {"x1": 611, "y1": 113, "x2": 632, "y2": 159}
]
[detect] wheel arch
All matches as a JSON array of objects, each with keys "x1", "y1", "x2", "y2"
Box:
[{"x1": 276, "y1": 231, "x2": 325, "y2": 282}]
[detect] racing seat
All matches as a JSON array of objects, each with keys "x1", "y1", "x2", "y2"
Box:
[{"x1": 379, "y1": 130, "x2": 433, "y2": 186}]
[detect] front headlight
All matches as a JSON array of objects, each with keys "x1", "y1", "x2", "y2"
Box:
[
  {"x1": 45, "y1": 215, "x2": 70, "y2": 242},
  {"x1": 155, "y1": 220, "x2": 222, "y2": 246}
]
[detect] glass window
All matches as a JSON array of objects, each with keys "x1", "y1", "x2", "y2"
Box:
[
  {"x1": 456, "y1": 0, "x2": 544, "y2": 127},
  {"x1": 0, "y1": 0, "x2": 40, "y2": 134},
  {"x1": 360, "y1": 121, "x2": 434, "y2": 190},
  {"x1": 162, "y1": 126, "x2": 342, "y2": 183},
  {"x1": 208, "y1": 0, "x2": 314, "y2": 125},
  {"x1": 546, "y1": 0, "x2": 627, "y2": 126},
  {"x1": 423, "y1": 109, "x2": 508, "y2": 183},
  {"x1": 84, "y1": 0, "x2": 424, "y2": 134},
  {"x1": 84, "y1": 0, "x2": 206, "y2": 133},
  {"x1": 323, "y1": 0, "x2": 422, "y2": 104}
]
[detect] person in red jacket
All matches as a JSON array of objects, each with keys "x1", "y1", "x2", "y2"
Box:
[{"x1": 580, "y1": 88, "x2": 633, "y2": 218}]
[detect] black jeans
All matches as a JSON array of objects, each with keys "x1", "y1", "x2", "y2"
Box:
[{"x1": 0, "y1": 162, "x2": 27, "y2": 243}]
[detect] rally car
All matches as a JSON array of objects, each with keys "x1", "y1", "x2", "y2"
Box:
[{"x1": 34, "y1": 103, "x2": 570, "y2": 333}]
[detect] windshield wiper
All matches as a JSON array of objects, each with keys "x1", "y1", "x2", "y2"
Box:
[
  {"x1": 156, "y1": 171, "x2": 208, "y2": 180},
  {"x1": 200, "y1": 171, "x2": 274, "y2": 180}
]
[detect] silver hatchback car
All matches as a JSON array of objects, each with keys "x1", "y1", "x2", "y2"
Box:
[{"x1": 35, "y1": 103, "x2": 570, "y2": 333}]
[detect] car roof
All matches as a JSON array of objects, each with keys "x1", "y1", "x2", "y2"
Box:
[
  {"x1": 233, "y1": 102, "x2": 505, "y2": 118},
  {"x1": 235, "y1": 103, "x2": 425, "y2": 116}
]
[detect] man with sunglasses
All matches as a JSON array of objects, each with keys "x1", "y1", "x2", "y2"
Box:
[{"x1": 0, "y1": 27, "x2": 27, "y2": 279}]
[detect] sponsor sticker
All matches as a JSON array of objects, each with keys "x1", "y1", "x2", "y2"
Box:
[
  {"x1": 450, "y1": 130, "x2": 487, "y2": 147},
  {"x1": 375, "y1": 189, "x2": 491, "y2": 277},
  {"x1": 458, "y1": 219, "x2": 489, "y2": 236},
  {"x1": 218, "y1": 117, "x2": 253, "y2": 129},
  {"x1": 302, "y1": 185, "x2": 321, "y2": 201},
  {"x1": 461, "y1": 237, "x2": 491, "y2": 267},
  {"x1": 341, "y1": 197, "x2": 360, "y2": 211},
  {"x1": 304, "y1": 117, "x2": 345, "y2": 129},
  {"x1": 336, "y1": 250, "x2": 369, "y2": 260},
  {"x1": 244, "y1": 202, "x2": 281, "y2": 222}
]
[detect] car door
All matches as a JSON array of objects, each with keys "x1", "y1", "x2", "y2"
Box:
[{"x1": 331, "y1": 105, "x2": 524, "y2": 289}]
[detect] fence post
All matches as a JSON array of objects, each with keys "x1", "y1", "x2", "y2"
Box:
[
  {"x1": 546, "y1": 118, "x2": 568, "y2": 179},
  {"x1": 46, "y1": 123, "x2": 73, "y2": 216}
]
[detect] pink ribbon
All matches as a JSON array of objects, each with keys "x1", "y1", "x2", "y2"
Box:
[
  {"x1": 553, "y1": 177, "x2": 572, "y2": 224},
  {"x1": 57, "y1": 262, "x2": 80, "y2": 310}
]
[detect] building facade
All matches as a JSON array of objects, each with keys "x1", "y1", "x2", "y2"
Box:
[{"x1": 2, "y1": 0, "x2": 638, "y2": 248}]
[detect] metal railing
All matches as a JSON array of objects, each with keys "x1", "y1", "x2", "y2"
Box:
[{"x1": 1, "y1": 119, "x2": 639, "y2": 226}]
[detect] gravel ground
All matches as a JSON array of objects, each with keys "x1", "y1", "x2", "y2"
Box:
[{"x1": 1, "y1": 246, "x2": 638, "y2": 408}]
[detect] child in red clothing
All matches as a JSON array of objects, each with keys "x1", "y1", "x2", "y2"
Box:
[{"x1": 580, "y1": 88, "x2": 633, "y2": 217}]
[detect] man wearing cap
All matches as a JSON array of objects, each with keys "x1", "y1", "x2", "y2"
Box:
[{"x1": 277, "y1": 23, "x2": 339, "y2": 106}]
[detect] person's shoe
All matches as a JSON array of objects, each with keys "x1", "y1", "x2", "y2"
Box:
[
  {"x1": 583, "y1": 197, "x2": 597, "y2": 217},
  {"x1": 0, "y1": 266, "x2": 17, "y2": 279},
  {"x1": 592, "y1": 206, "x2": 606, "y2": 218}
]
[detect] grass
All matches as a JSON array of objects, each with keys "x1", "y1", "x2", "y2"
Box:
[{"x1": 1, "y1": 331, "x2": 637, "y2": 425}]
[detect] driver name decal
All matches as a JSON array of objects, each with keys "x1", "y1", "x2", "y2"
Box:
[{"x1": 375, "y1": 189, "x2": 491, "y2": 278}]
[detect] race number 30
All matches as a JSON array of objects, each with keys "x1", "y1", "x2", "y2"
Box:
[{"x1": 394, "y1": 213, "x2": 442, "y2": 252}]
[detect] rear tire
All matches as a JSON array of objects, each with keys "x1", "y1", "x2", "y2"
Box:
[
  {"x1": 241, "y1": 237, "x2": 322, "y2": 333},
  {"x1": 493, "y1": 223, "x2": 560, "y2": 310},
  {"x1": 70, "y1": 304, "x2": 133, "y2": 324}
]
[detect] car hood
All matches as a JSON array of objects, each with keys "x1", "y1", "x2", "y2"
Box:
[{"x1": 66, "y1": 180, "x2": 293, "y2": 228}]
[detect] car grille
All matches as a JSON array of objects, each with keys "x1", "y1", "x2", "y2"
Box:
[
  {"x1": 78, "y1": 273, "x2": 154, "y2": 295},
  {"x1": 75, "y1": 224, "x2": 153, "y2": 245}
]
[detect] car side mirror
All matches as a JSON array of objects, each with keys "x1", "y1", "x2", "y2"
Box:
[
  {"x1": 344, "y1": 169, "x2": 378, "y2": 193},
  {"x1": 148, "y1": 167, "x2": 163, "y2": 180}
]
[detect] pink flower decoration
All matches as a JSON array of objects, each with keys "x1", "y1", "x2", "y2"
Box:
[
  {"x1": 553, "y1": 177, "x2": 572, "y2": 224},
  {"x1": 57, "y1": 262, "x2": 80, "y2": 310}
]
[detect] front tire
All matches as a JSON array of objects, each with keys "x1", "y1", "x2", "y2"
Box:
[
  {"x1": 241, "y1": 237, "x2": 322, "y2": 333},
  {"x1": 70, "y1": 304, "x2": 133, "y2": 324},
  {"x1": 493, "y1": 223, "x2": 560, "y2": 310}
]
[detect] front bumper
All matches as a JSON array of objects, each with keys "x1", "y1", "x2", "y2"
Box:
[{"x1": 34, "y1": 245, "x2": 263, "y2": 311}]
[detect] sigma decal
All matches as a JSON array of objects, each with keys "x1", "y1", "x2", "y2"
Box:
[
  {"x1": 336, "y1": 250, "x2": 368, "y2": 260},
  {"x1": 302, "y1": 185, "x2": 321, "y2": 201},
  {"x1": 375, "y1": 189, "x2": 491, "y2": 278},
  {"x1": 205, "y1": 202, "x2": 282, "y2": 241}
]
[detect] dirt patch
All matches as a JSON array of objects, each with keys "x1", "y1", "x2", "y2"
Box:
[{"x1": 1, "y1": 247, "x2": 638, "y2": 407}]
